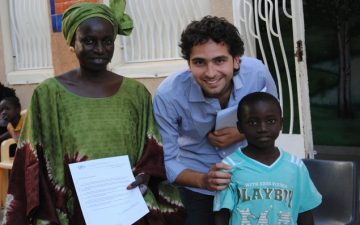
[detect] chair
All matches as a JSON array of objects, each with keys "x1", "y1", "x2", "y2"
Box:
[
  {"x1": 0, "y1": 138, "x2": 16, "y2": 208},
  {"x1": 0, "y1": 108, "x2": 26, "y2": 208},
  {"x1": 302, "y1": 159, "x2": 359, "y2": 225}
]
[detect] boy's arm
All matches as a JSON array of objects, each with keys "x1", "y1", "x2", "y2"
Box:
[
  {"x1": 297, "y1": 210, "x2": 314, "y2": 225},
  {"x1": 214, "y1": 208, "x2": 230, "y2": 225}
]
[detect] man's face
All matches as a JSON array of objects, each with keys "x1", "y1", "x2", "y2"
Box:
[{"x1": 188, "y1": 39, "x2": 240, "y2": 101}]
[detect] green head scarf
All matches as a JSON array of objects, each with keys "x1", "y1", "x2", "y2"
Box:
[{"x1": 62, "y1": 0, "x2": 133, "y2": 46}]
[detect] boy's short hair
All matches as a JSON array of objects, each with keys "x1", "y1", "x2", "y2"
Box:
[
  {"x1": 1, "y1": 96, "x2": 21, "y2": 109},
  {"x1": 237, "y1": 92, "x2": 281, "y2": 123},
  {"x1": 179, "y1": 15, "x2": 244, "y2": 60},
  {"x1": 0, "y1": 83, "x2": 17, "y2": 99}
]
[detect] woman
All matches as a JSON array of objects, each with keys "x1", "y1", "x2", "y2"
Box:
[{"x1": 1, "y1": 1, "x2": 184, "y2": 225}]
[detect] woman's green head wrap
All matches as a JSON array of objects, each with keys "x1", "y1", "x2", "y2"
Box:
[{"x1": 62, "y1": 0, "x2": 133, "y2": 46}]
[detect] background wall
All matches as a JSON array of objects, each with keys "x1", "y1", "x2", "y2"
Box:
[
  {"x1": 0, "y1": 22, "x2": 5, "y2": 84},
  {"x1": 0, "y1": 0, "x2": 233, "y2": 108}
]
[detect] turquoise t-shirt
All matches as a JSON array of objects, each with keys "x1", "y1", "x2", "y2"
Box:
[{"x1": 213, "y1": 148, "x2": 322, "y2": 225}]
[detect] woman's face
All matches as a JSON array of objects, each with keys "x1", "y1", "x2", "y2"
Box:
[{"x1": 74, "y1": 17, "x2": 115, "y2": 72}]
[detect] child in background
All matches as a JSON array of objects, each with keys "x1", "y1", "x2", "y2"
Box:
[
  {"x1": 0, "y1": 96, "x2": 24, "y2": 156},
  {"x1": 0, "y1": 84, "x2": 17, "y2": 139},
  {"x1": 213, "y1": 92, "x2": 321, "y2": 225}
]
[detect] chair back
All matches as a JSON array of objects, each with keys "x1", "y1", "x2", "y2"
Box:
[
  {"x1": 303, "y1": 159, "x2": 359, "y2": 225},
  {"x1": 0, "y1": 136, "x2": 17, "y2": 208},
  {"x1": 0, "y1": 138, "x2": 16, "y2": 169},
  {"x1": 20, "y1": 109, "x2": 27, "y2": 116}
]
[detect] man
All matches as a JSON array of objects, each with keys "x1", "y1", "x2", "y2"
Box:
[{"x1": 153, "y1": 16, "x2": 278, "y2": 225}]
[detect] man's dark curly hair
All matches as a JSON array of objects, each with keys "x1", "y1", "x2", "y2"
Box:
[{"x1": 179, "y1": 16, "x2": 244, "y2": 60}]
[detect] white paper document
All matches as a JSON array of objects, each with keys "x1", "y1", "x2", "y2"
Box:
[
  {"x1": 69, "y1": 155, "x2": 149, "y2": 225},
  {"x1": 215, "y1": 105, "x2": 238, "y2": 130}
]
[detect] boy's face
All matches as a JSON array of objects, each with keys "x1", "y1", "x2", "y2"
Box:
[
  {"x1": 0, "y1": 100, "x2": 20, "y2": 122},
  {"x1": 188, "y1": 39, "x2": 240, "y2": 102},
  {"x1": 238, "y1": 101, "x2": 282, "y2": 150}
]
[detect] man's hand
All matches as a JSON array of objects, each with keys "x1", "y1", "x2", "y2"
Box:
[
  {"x1": 204, "y1": 163, "x2": 231, "y2": 191},
  {"x1": 208, "y1": 127, "x2": 245, "y2": 148},
  {"x1": 175, "y1": 163, "x2": 231, "y2": 191}
]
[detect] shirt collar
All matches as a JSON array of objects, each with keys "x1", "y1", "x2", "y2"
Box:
[
  {"x1": 233, "y1": 70, "x2": 243, "y2": 91},
  {"x1": 189, "y1": 77, "x2": 206, "y2": 102}
]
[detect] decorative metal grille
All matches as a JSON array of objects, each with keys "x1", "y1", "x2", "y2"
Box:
[{"x1": 233, "y1": 0, "x2": 314, "y2": 157}]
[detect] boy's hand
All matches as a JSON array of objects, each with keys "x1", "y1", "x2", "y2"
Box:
[
  {"x1": 208, "y1": 127, "x2": 245, "y2": 148},
  {"x1": 205, "y1": 163, "x2": 231, "y2": 191},
  {"x1": 127, "y1": 173, "x2": 150, "y2": 195}
]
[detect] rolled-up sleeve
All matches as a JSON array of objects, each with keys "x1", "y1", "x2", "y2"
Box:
[{"x1": 153, "y1": 93, "x2": 187, "y2": 183}]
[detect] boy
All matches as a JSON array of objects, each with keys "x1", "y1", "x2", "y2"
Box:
[
  {"x1": 213, "y1": 92, "x2": 321, "y2": 225},
  {"x1": 0, "y1": 96, "x2": 24, "y2": 144}
]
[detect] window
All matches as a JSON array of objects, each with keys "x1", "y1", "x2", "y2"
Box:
[
  {"x1": 110, "y1": 0, "x2": 210, "y2": 77},
  {"x1": 1, "y1": 0, "x2": 53, "y2": 85}
]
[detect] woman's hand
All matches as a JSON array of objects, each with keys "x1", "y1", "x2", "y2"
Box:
[{"x1": 127, "y1": 173, "x2": 150, "y2": 195}]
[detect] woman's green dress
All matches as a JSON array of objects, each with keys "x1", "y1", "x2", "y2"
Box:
[{"x1": 2, "y1": 78, "x2": 184, "y2": 225}]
